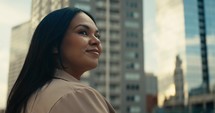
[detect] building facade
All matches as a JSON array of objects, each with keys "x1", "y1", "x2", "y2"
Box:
[
  {"x1": 8, "y1": 21, "x2": 31, "y2": 95},
  {"x1": 184, "y1": 0, "x2": 215, "y2": 95}
]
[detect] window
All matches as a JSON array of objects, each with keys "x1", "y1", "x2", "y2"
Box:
[
  {"x1": 126, "y1": 42, "x2": 138, "y2": 48},
  {"x1": 126, "y1": 84, "x2": 139, "y2": 90},
  {"x1": 127, "y1": 12, "x2": 139, "y2": 19},
  {"x1": 126, "y1": 31, "x2": 138, "y2": 38},
  {"x1": 127, "y1": 106, "x2": 141, "y2": 113},
  {"x1": 125, "y1": 52, "x2": 138, "y2": 59},
  {"x1": 124, "y1": 21, "x2": 139, "y2": 28},
  {"x1": 125, "y1": 62, "x2": 140, "y2": 70},
  {"x1": 125, "y1": 73, "x2": 140, "y2": 80},
  {"x1": 126, "y1": 2, "x2": 138, "y2": 8}
]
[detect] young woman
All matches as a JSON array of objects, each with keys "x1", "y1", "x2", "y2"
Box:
[{"x1": 5, "y1": 7, "x2": 115, "y2": 113}]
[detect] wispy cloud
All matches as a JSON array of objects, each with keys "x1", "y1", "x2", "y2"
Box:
[
  {"x1": 144, "y1": 20, "x2": 158, "y2": 73},
  {"x1": 0, "y1": 82, "x2": 7, "y2": 109},
  {"x1": 0, "y1": 2, "x2": 30, "y2": 26},
  {"x1": 0, "y1": 46, "x2": 9, "y2": 109},
  {"x1": 155, "y1": 1, "x2": 186, "y2": 75}
]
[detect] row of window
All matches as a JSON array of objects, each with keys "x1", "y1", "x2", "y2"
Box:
[
  {"x1": 126, "y1": 95, "x2": 140, "y2": 102},
  {"x1": 126, "y1": 42, "x2": 138, "y2": 48},
  {"x1": 125, "y1": 62, "x2": 140, "y2": 70},
  {"x1": 126, "y1": 106, "x2": 141, "y2": 113},
  {"x1": 126, "y1": 84, "x2": 139, "y2": 90}
]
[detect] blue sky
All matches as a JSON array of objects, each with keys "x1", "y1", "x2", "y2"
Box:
[{"x1": 0, "y1": 0, "x2": 156, "y2": 109}]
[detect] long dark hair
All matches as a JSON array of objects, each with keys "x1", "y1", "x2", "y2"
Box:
[{"x1": 5, "y1": 7, "x2": 96, "y2": 113}]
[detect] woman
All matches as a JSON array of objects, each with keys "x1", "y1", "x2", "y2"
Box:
[{"x1": 5, "y1": 7, "x2": 115, "y2": 113}]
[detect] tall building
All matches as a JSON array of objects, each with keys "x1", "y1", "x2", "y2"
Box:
[
  {"x1": 156, "y1": 0, "x2": 215, "y2": 105},
  {"x1": 184, "y1": 0, "x2": 215, "y2": 95},
  {"x1": 8, "y1": 21, "x2": 31, "y2": 95},
  {"x1": 8, "y1": 0, "x2": 145, "y2": 113},
  {"x1": 31, "y1": 0, "x2": 69, "y2": 32}
]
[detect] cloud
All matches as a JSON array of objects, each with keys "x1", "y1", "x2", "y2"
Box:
[
  {"x1": 0, "y1": 47, "x2": 9, "y2": 109},
  {"x1": 0, "y1": 2, "x2": 30, "y2": 26},
  {"x1": 0, "y1": 82, "x2": 7, "y2": 109},
  {"x1": 144, "y1": 21, "x2": 158, "y2": 73},
  {"x1": 155, "y1": 2, "x2": 186, "y2": 75},
  {"x1": 0, "y1": 48, "x2": 9, "y2": 81}
]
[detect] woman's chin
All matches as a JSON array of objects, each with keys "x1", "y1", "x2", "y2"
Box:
[{"x1": 88, "y1": 62, "x2": 98, "y2": 70}]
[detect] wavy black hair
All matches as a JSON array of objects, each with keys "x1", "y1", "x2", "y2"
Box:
[{"x1": 5, "y1": 7, "x2": 96, "y2": 113}]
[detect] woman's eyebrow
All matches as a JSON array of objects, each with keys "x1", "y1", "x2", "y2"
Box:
[{"x1": 73, "y1": 24, "x2": 99, "y2": 32}]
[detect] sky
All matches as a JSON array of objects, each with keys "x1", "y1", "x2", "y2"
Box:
[
  {"x1": 0, "y1": 0, "x2": 157, "y2": 109},
  {"x1": 0, "y1": 0, "x2": 32, "y2": 109}
]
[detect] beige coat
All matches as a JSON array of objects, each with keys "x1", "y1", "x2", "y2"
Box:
[{"x1": 25, "y1": 69, "x2": 115, "y2": 113}]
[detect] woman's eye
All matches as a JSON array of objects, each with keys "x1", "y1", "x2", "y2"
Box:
[
  {"x1": 95, "y1": 34, "x2": 101, "y2": 39},
  {"x1": 79, "y1": 31, "x2": 88, "y2": 36}
]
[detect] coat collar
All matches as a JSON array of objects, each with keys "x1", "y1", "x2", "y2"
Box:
[{"x1": 54, "y1": 69, "x2": 80, "y2": 83}]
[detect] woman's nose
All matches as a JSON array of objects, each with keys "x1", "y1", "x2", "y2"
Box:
[{"x1": 89, "y1": 35, "x2": 101, "y2": 46}]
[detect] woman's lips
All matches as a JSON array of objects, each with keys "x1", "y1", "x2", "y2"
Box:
[{"x1": 85, "y1": 49, "x2": 100, "y2": 56}]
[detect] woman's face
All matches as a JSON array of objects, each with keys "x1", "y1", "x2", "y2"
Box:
[{"x1": 60, "y1": 12, "x2": 102, "y2": 76}]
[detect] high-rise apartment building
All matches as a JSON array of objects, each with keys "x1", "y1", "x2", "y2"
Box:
[{"x1": 9, "y1": 0, "x2": 145, "y2": 113}]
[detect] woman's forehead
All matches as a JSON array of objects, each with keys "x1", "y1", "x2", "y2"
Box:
[{"x1": 70, "y1": 12, "x2": 97, "y2": 30}]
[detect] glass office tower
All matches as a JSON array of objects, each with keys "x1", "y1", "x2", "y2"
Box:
[{"x1": 184, "y1": 0, "x2": 215, "y2": 95}]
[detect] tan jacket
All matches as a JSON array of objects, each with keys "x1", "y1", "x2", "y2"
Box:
[{"x1": 25, "y1": 69, "x2": 115, "y2": 113}]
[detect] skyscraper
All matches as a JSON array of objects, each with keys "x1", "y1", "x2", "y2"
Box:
[
  {"x1": 120, "y1": 1, "x2": 145, "y2": 113},
  {"x1": 31, "y1": 0, "x2": 69, "y2": 32},
  {"x1": 8, "y1": 21, "x2": 31, "y2": 95},
  {"x1": 185, "y1": 0, "x2": 215, "y2": 95},
  {"x1": 8, "y1": 0, "x2": 145, "y2": 113}
]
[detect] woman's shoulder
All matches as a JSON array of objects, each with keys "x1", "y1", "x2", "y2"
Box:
[
  {"x1": 39, "y1": 77, "x2": 94, "y2": 101},
  {"x1": 27, "y1": 78, "x2": 95, "y2": 112},
  {"x1": 48, "y1": 79, "x2": 114, "y2": 113}
]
